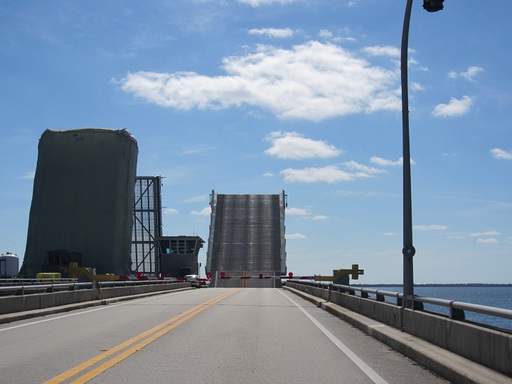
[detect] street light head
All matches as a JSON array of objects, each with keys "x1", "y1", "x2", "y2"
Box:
[{"x1": 423, "y1": 0, "x2": 444, "y2": 12}]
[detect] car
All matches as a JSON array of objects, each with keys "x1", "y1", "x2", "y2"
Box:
[{"x1": 184, "y1": 274, "x2": 201, "y2": 288}]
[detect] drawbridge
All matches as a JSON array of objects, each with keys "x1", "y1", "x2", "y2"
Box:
[{"x1": 206, "y1": 191, "x2": 286, "y2": 287}]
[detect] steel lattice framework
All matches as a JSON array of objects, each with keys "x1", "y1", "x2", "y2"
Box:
[{"x1": 131, "y1": 176, "x2": 162, "y2": 275}]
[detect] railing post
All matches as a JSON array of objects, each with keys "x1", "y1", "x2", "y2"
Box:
[{"x1": 449, "y1": 301, "x2": 465, "y2": 320}]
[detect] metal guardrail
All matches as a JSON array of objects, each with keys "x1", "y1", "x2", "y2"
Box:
[
  {"x1": 0, "y1": 282, "x2": 92, "y2": 295},
  {"x1": 0, "y1": 279, "x2": 185, "y2": 296},
  {"x1": 289, "y1": 280, "x2": 512, "y2": 329}
]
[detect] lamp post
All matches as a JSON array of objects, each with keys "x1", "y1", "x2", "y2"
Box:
[{"x1": 401, "y1": 0, "x2": 444, "y2": 309}]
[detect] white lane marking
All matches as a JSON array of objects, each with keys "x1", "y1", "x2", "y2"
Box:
[
  {"x1": 0, "y1": 291, "x2": 185, "y2": 332},
  {"x1": 278, "y1": 290, "x2": 388, "y2": 384}
]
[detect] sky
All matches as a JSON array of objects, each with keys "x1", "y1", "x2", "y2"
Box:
[{"x1": 0, "y1": 0, "x2": 511, "y2": 284}]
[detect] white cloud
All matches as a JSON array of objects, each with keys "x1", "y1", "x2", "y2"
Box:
[
  {"x1": 490, "y1": 148, "x2": 512, "y2": 160},
  {"x1": 432, "y1": 95, "x2": 473, "y2": 118},
  {"x1": 281, "y1": 165, "x2": 371, "y2": 183},
  {"x1": 414, "y1": 224, "x2": 448, "y2": 231},
  {"x1": 448, "y1": 66, "x2": 484, "y2": 81},
  {"x1": 19, "y1": 171, "x2": 35, "y2": 180},
  {"x1": 119, "y1": 41, "x2": 400, "y2": 121},
  {"x1": 180, "y1": 145, "x2": 215, "y2": 155},
  {"x1": 468, "y1": 230, "x2": 500, "y2": 237},
  {"x1": 344, "y1": 160, "x2": 386, "y2": 174},
  {"x1": 248, "y1": 28, "x2": 294, "y2": 38},
  {"x1": 476, "y1": 238, "x2": 498, "y2": 244},
  {"x1": 318, "y1": 30, "x2": 333, "y2": 39},
  {"x1": 191, "y1": 206, "x2": 211, "y2": 216},
  {"x1": 410, "y1": 82, "x2": 424, "y2": 91},
  {"x1": 263, "y1": 171, "x2": 275, "y2": 177},
  {"x1": 264, "y1": 131, "x2": 342, "y2": 160},
  {"x1": 286, "y1": 207, "x2": 310, "y2": 216},
  {"x1": 286, "y1": 232, "x2": 308, "y2": 239},
  {"x1": 312, "y1": 215, "x2": 329, "y2": 221},
  {"x1": 163, "y1": 208, "x2": 179, "y2": 215},
  {"x1": 184, "y1": 195, "x2": 208, "y2": 203},
  {"x1": 238, "y1": 0, "x2": 296, "y2": 6},
  {"x1": 370, "y1": 156, "x2": 403, "y2": 167},
  {"x1": 362, "y1": 45, "x2": 400, "y2": 58}
]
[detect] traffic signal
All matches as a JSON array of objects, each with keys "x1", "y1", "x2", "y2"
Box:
[
  {"x1": 423, "y1": 0, "x2": 444, "y2": 12},
  {"x1": 220, "y1": 271, "x2": 225, "y2": 278},
  {"x1": 206, "y1": 273, "x2": 211, "y2": 279},
  {"x1": 259, "y1": 273, "x2": 263, "y2": 279},
  {"x1": 288, "y1": 272, "x2": 293, "y2": 278}
]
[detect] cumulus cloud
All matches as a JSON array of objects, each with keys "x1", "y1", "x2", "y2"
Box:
[
  {"x1": 448, "y1": 66, "x2": 484, "y2": 81},
  {"x1": 312, "y1": 215, "x2": 329, "y2": 221},
  {"x1": 119, "y1": 41, "x2": 400, "y2": 121},
  {"x1": 362, "y1": 45, "x2": 400, "y2": 58},
  {"x1": 432, "y1": 95, "x2": 473, "y2": 118},
  {"x1": 238, "y1": 0, "x2": 296, "y2": 6},
  {"x1": 19, "y1": 171, "x2": 35, "y2": 180},
  {"x1": 468, "y1": 230, "x2": 500, "y2": 237},
  {"x1": 264, "y1": 131, "x2": 342, "y2": 160},
  {"x1": 191, "y1": 206, "x2": 211, "y2": 216},
  {"x1": 343, "y1": 160, "x2": 386, "y2": 174},
  {"x1": 280, "y1": 165, "x2": 372, "y2": 183},
  {"x1": 286, "y1": 232, "x2": 308, "y2": 239},
  {"x1": 184, "y1": 195, "x2": 208, "y2": 203},
  {"x1": 248, "y1": 28, "x2": 294, "y2": 38},
  {"x1": 490, "y1": 148, "x2": 512, "y2": 160},
  {"x1": 286, "y1": 207, "x2": 310, "y2": 216},
  {"x1": 414, "y1": 224, "x2": 448, "y2": 231},
  {"x1": 476, "y1": 238, "x2": 498, "y2": 244},
  {"x1": 370, "y1": 156, "x2": 404, "y2": 166}
]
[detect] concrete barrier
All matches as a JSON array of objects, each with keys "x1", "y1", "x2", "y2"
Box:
[
  {"x1": 0, "y1": 282, "x2": 190, "y2": 316},
  {"x1": 287, "y1": 281, "x2": 512, "y2": 378}
]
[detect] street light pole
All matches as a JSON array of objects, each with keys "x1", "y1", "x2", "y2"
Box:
[
  {"x1": 400, "y1": 0, "x2": 444, "y2": 309},
  {"x1": 401, "y1": 0, "x2": 415, "y2": 310}
]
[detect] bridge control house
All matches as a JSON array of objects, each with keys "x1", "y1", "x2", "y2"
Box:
[{"x1": 158, "y1": 236, "x2": 204, "y2": 277}]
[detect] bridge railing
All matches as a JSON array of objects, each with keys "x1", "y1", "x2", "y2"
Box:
[
  {"x1": 289, "y1": 280, "x2": 512, "y2": 331},
  {"x1": 0, "y1": 279, "x2": 184, "y2": 296}
]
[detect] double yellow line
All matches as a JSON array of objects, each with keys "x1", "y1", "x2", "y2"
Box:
[{"x1": 45, "y1": 289, "x2": 239, "y2": 384}]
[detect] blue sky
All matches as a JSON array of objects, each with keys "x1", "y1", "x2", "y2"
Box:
[{"x1": 1, "y1": 0, "x2": 511, "y2": 284}]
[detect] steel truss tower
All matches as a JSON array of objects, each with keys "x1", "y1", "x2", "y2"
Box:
[{"x1": 131, "y1": 176, "x2": 162, "y2": 275}]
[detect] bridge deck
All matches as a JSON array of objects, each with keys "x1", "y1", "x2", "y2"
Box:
[{"x1": 1, "y1": 288, "x2": 509, "y2": 383}]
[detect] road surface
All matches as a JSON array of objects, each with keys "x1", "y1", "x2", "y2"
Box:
[{"x1": 0, "y1": 288, "x2": 447, "y2": 383}]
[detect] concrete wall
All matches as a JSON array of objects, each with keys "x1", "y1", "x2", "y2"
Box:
[
  {"x1": 287, "y1": 281, "x2": 512, "y2": 377},
  {"x1": 0, "y1": 283, "x2": 189, "y2": 316}
]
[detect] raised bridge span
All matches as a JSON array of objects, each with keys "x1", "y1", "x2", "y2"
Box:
[
  {"x1": 0, "y1": 285, "x2": 510, "y2": 384},
  {"x1": 206, "y1": 192, "x2": 287, "y2": 288}
]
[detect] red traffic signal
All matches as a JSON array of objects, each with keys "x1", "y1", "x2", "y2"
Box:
[
  {"x1": 220, "y1": 271, "x2": 225, "y2": 278},
  {"x1": 288, "y1": 272, "x2": 293, "y2": 278},
  {"x1": 259, "y1": 273, "x2": 263, "y2": 279},
  {"x1": 206, "y1": 273, "x2": 211, "y2": 279}
]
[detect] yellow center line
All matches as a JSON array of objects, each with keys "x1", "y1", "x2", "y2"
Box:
[{"x1": 45, "y1": 289, "x2": 239, "y2": 384}]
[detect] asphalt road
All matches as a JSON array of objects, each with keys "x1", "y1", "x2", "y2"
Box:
[{"x1": 0, "y1": 288, "x2": 448, "y2": 384}]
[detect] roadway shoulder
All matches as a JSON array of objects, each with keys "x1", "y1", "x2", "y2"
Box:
[{"x1": 283, "y1": 286, "x2": 511, "y2": 384}]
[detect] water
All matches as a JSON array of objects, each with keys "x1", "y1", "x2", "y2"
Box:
[{"x1": 365, "y1": 285, "x2": 512, "y2": 331}]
